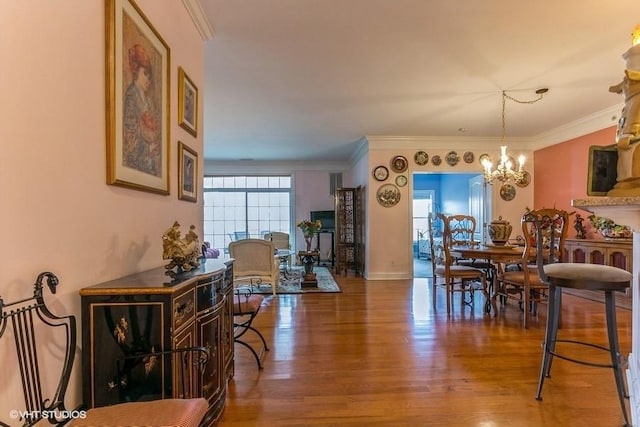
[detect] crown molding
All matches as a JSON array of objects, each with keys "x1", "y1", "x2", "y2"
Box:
[
  {"x1": 182, "y1": 0, "x2": 215, "y2": 41},
  {"x1": 525, "y1": 104, "x2": 622, "y2": 150},
  {"x1": 365, "y1": 103, "x2": 624, "y2": 152}
]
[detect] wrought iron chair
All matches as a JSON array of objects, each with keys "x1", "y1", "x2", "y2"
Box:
[
  {"x1": 429, "y1": 213, "x2": 487, "y2": 314},
  {"x1": 495, "y1": 208, "x2": 569, "y2": 329},
  {"x1": 233, "y1": 286, "x2": 269, "y2": 369},
  {"x1": 0, "y1": 272, "x2": 209, "y2": 427}
]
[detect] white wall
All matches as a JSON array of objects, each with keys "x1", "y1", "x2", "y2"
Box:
[
  {"x1": 0, "y1": 0, "x2": 204, "y2": 419},
  {"x1": 365, "y1": 142, "x2": 534, "y2": 280}
]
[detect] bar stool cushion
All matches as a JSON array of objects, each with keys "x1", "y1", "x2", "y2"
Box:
[{"x1": 544, "y1": 263, "x2": 631, "y2": 291}]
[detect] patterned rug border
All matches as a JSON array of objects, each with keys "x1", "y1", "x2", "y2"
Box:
[{"x1": 251, "y1": 266, "x2": 340, "y2": 294}]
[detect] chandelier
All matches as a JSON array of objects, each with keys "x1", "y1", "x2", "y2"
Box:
[{"x1": 482, "y1": 89, "x2": 548, "y2": 185}]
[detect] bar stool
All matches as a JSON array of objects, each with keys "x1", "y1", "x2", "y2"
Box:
[{"x1": 535, "y1": 262, "x2": 632, "y2": 426}]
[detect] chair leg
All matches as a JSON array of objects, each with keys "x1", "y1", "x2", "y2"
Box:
[
  {"x1": 446, "y1": 279, "x2": 452, "y2": 315},
  {"x1": 234, "y1": 315, "x2": 270, "y2": 369},
  {"x1": 604, "y1": 290, "x2": 631, "y2": 426},
  {"x1": 536, "y1": 284, "x2": 561, "y2": 400}
]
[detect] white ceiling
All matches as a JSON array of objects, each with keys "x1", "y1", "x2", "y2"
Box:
[{"x1": 200, "y1": 0, "x2": 640, "y2": 162}]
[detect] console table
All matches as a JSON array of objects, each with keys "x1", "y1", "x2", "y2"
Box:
[
  {"x1": 79, "y1": 259, "x2": 234, "y2": 426},
  {"x1": 564, "y1": 237, "x2": 633, "y2": 306}
]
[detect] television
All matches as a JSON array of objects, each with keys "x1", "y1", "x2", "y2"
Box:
[{"x1": 310, "y1": 210, "x2": 335, "y2": 231}]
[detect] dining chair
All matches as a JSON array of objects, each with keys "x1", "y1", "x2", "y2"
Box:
[
  {"x1": 447, "y1": 214, "x2": 491, "y2": 269},
  {"x1": 495, "y1": 208, "x2": 569, "y2": 329},
  {"x1": 429, "y1": 213, "x2": 487, "y2": 314}
]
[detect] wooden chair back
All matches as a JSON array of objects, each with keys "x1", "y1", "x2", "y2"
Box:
[{"x1": 446, "y1": 214, "x2": 479, "y2": 247}]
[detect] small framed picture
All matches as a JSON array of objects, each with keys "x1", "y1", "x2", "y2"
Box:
[
  {"x1": 178, "y1": 141, "x2": 198, "y2": 202},
  {"x1": 178, "y1": 66, "x2": 198, "y2": 137},
  {"x1": 587, "y1": 144, "x2": 618, "y2": 196}
]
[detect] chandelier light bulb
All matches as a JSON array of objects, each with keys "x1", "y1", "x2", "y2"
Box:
[{"x1": 632, "y1": 24, "x2": 640, "y2": 46}]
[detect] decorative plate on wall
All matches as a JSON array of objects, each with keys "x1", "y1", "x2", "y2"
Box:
[
  {"x1": 500, "y1": 184, "x2": 516, "y2": 201},
  {"x1": 463, "y1": 152, "x2": 475, "y2": 163},
  {"x1": 372, "y1": 165, "x2": 389, "y2": 181},
  {"x1": 431, "y1": 155, "x2": 442, "y2": 166},
  {"x1": 376, "y1": 184, "x2": 401, "y2": 207},
  {"x1": 395, "y1": 175, "x2": 408, "y2": 187},
  {"x1": 390, "y1": 155, "x2": 408, "y2": 173},
  {"x1": 414, "y1": 151, "x2": 428, "y2": 165},
  {"x1": 445, "y1": 151, "x2": 459, "y2": 166},
  {"x1": 515, "y1": 170, "x2": 531, "y2": 188}
]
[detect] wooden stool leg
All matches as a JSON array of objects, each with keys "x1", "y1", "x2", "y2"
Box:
[
  {"x1": 536, "y1": 284, "x2": 561, "y2": 400},
  {"x1": 604, "y1": 291, "x2": 631, "y2": 426}
]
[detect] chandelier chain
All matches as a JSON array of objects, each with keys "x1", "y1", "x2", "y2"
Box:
[{"x1": 501, "y1": 90, "x2": 546, "y2": 143}]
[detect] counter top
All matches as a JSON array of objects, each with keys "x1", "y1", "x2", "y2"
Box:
[{"x1": 572, "y1": 196, "x2": 640, "y2": 230}]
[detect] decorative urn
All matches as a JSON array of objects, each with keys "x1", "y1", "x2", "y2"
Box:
[{"x1": 488, "y1": 216, "x2": 512, "y2": 246}]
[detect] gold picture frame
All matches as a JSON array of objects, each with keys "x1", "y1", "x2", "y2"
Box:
[
  {"x1": 178, "y1": 67, "x2": 198, "y2": 137},
  {"x1": 587, "y1": 144, "x2": 618, "y2": 196},
  {"x1": 106, "y1": 0, "x2": 170, "y2": 194},
  {"x1": 178, "y1": 142, "x2": 197, "y2": 202}
]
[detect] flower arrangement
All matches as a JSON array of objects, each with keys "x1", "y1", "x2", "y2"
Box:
[
  {"x1": 588, "y1": 215, "x2": 632, "y2": 238},
  {"x1": 297, "y1": 219, "x2": 322, "y2": 237},
  {"x1": 297, "y1": 219, "x2": 322, "y2": 252}
]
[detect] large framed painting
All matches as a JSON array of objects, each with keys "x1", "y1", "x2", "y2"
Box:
[
  {"x1": 106, "y1": 0, "x2": 171, "y2": 194},
  {"x1": 587, "y1": 144, "x2": 618, "y2": 196},
  {"x1": 178, "y1": 141, "x2": 197, "y2": 202},
  {"x1": 178, "y1": 67, "x2": 198, "y2": 137}
]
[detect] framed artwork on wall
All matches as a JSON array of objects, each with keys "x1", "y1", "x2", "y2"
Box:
[
  {"x1": 178, "y1": 142, "x2": 197, "y2": 202},
  {"x1": 178, "y1": 67, "x2": 198, "y2": 137},
  {"x1": 587, "y1": 144, "x2": 618, "y2": 196},
  {"x1": 105, "y1": 0, "x2": 171, "y2": 194}
]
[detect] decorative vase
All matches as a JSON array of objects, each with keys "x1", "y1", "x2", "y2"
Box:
[
  {"x1": 304, "y1": 235, "x2": 314, "y2": 252},
  {"x1": 487, "y1": 216, "x2": 512, "y2": 246}
]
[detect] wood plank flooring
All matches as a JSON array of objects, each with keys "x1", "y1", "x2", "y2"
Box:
[{"x1": 219, "y1": 274, "x2": 632, "y2": 426}]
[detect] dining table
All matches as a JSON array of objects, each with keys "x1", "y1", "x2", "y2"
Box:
[{"x1": 449, "y1": 243, "x2": 524, "y2": 314}]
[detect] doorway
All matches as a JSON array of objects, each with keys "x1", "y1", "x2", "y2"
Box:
[{"x1": 412, "y1": 173, "x2": 488, "y2": 278}]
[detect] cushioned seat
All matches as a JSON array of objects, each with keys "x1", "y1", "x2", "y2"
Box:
[{"x1": 71, "y1": 398, "x2": 209, "y2": 427}]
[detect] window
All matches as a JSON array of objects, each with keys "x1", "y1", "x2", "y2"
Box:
[
  {"x1": 413, "y1": 190, "x2": 435, "y2": 241},
  {"x1": 203, "y1": 176, "x2": 292, "y2": 254}
]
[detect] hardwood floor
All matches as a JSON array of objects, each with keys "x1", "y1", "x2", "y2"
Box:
[{"x1": 219, "y1": 274, "x2": 632, "y2": 426}]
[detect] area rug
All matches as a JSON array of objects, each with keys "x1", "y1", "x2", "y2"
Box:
[{"x1": 252, "y1": 266, "x2": 341, "y2": 294}]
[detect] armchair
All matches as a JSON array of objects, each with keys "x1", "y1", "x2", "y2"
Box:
[
  {"x1": 265, "y1": 231, "x2": 292, "y2": 269},
  {"x1": 229, "y1": 238, "x2": 280, "y2": 295}
]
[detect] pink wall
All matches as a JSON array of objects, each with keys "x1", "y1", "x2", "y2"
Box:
[
  {"x1": 534, "y1": 127, "x2": 617, "y2": 238},
  {"x1": 1, "y1": 0, "x2": 204, "y2": 415}
]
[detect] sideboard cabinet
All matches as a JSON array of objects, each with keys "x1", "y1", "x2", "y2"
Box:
[
  {"x1": 564, "y1": 238, "x2": 633, "y2": 301},
  {"x1": 79, "y1": 259, "x2": 234, "y2": 425}
]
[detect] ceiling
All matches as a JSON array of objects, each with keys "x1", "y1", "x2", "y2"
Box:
[{"x1": 200, "y1": 0, "x2": 640, "y2": 162}]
